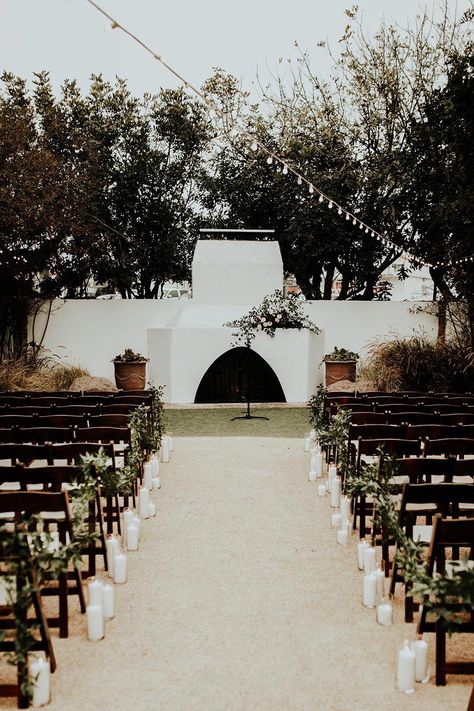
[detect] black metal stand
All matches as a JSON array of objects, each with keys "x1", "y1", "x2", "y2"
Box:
[{"x1": 231, "y1": 343, "x2": 269, "y2": 421}]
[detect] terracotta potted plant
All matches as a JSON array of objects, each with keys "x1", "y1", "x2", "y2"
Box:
[
  {"x1": 112, "y1": 349, "x2": 149, "y2": 391},
  {"x1": 323, "y1": 347, "x2": 359, "y2": 386}
]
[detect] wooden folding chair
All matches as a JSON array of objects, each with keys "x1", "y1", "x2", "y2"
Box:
[
  {"x1": 0, "y1": 490, "x2": 86, "y2": 638},
  {"x1": 390, "y1": 483, "x2": 474, "y2": 622},
  {"x1": 15, "y1": 428, "x2": 75, "y2": 444},
  {"x1": 417, "y1": 514, "x2": 474, "y2": 685},
  {"x1": 388, "y1": 412, "x2": 440, "y2": 425},
  {"x1": 89, "y1": 414, "x2": 130, "y2": 428},
  {"x1": 0, "y1": 444, "x2": 49, "y2": 467},
  {"x1": 424, "y1": 438, "x2": 474, "y2": 459},
  {"x1": 405, "y1": 424, "x2": 459, "y2": 442},
  {"x1": 0, "y1": 538, "x2": 57, "y2": 709}
]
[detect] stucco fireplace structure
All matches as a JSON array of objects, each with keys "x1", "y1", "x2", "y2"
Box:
[{"x1": 147, "y1": 240, "x2": 323, "y2": 403}]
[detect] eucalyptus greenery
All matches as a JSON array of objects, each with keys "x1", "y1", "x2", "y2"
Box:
[
  {"x1": 225, "y1": 289, "x2": 320, "y2": 346},
  {"x1": 307, "y1": 384, "x2": 326, "y2": 433}
]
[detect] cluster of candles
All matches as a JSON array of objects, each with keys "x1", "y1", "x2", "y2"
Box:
[
  {"x1": 304, "y1": 429, "x2": 430, "y2": 692},
  {"x1": 84, "y1": 434, "x2": 173, "y2": 644}
]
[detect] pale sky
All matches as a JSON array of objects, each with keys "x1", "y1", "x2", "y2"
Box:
[{"x1": 1, "y1": 1, "x2": 470, "y2": 99}]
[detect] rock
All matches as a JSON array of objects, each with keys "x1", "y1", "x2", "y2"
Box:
[{"x1": 69, "y1": 376, "x2": 118, "y2": 392}]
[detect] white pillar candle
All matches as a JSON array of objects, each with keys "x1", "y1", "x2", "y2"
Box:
[
  {"x1": 317, "y1": 484, "x2": 326, "y2": 497},
  {"x1": 152, "y1": 476, "x2": 161, "y2": 489},
  {"x1": 340, "y1": 496, "x2": 351, "y2": 525},
  {"x1": 337, "y1": 527, "x2": 349, "y2": 545},
  {"x1": 113, "y1": 553, "x2": 127, "y2": 585},
  {"x1": 139, "y1": 486, "x2": 150, "y2": 519},
  {"x1": 151, "y1": 454, "x2": 160, "y2": 476},
  {"x1": 105, "y1": 535, "x2": 119, "y2": 578},
  {"x1": 160, "y1": 438, "x2": 170, "y2": 463},
  {"x1": 143, "y1": 462, "x2": 153, "y2": 490},
  {"x1": 313, "y1": 453, "x2": 323, "y2": 477},
  {"x1": 397, "y1": 640, "x2": 416, "y2": 693},
  {"x1": 414, "y1": 639, "x2": 428, "y2": 683},
  {"x1": 103, "y1": 583, "x2": 114, "y2": 620},
  {"x1": 86, "y1": 604, "x2": 104, "y2": 641},
  {"x1": 310, "y1": 429, "x2": 317, "y2": 441},
  {"x1": 376, "y1": 600, "x2": 393, "y2": 625},
  {"x1": 308, "y1": 468, "x2": 317, "y2": 482},
  {"x1": 122, "y1": 508, "x2": 134, "y2": 547},
  {"x1": 357, "y1": 539, "x2": 369, "y2": 570},
  {"x1": 29, "y1": 655, "x2": 50, "y2": 706},
  {"x1": 375, "y1": 567, "x2": 385, "y2": 601},
  {"x1": 126, "y1": 524, "x2": 139, "y2": 551},
  {"x1": 328, "y1": 464, "x2": 337, "y2": 480},
  {"x1": 133, "y1": 514, "x2": 141, "y2": 539},
  {"x1": 363, "y1": 546, "x2": 376, "y2": 575},
  {"x1": 330, "y1": 477, "x2": 341, "y2": 508},
  {"x1": 167, "y1": 434, "x2": 174, "y2": 452},
  {"x1": 87, "y1": 578, "x2": 104, "y2": 611},
  {"x1": 363, "y1": 571, "x2": 377, "y2": 608},
  {"x1": 148, "y1": 501, "x2": 156, "y2": 517},
  {"x1": 331, "y1": 512, "x2": 342, "y2": 528},
  {"x1": 304, "y1": 437, "x2": 311, "y2": 452}
]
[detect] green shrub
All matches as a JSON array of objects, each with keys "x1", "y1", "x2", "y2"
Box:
[
  {"x1": 362, "y1": 335, "x2": 474, "y2": 392},
  {"x1": 0, "y1": 357, "x2": 89, "y2": 391}
]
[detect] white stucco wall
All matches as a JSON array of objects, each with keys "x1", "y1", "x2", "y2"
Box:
[{"x1": 30, "y1": 298, "x2": 437, "y2": 403}]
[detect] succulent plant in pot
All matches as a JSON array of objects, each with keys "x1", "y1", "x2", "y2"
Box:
[
  {"x1": 323, "y1": 347, "x2": 359, "y2": 386},
  {"x1": 112, "y1": 349, "x2": 149, "y2": 391}
]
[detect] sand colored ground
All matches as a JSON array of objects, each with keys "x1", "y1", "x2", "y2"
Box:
[{"x1": 1, "y1": 437, "x2": 472, "y2": 710}]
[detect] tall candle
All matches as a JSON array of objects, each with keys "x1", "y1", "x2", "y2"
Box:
[
  {"x1": 103, "y1": 583, "x2": 114, "y2": 619},
  {"x1": 122, "y1": 508, "x2": 134, "y2": 547},
  {"x1": 314, "y1": 453, "x2": 323, "y2": 477},
  {"x1": 113, "y1": 553, "x2": 127, "y2": 585},
  {"x1": 148, "y1": 501, "x2": 156, "y2": 517},
  {"x1": 167, "y1": 434, "x2": 174, "y2": 452},
  {"x1": 105, "y1": 535, "x2": 119, "y2": 577},
  {"x1": 363, "y1": 546, "x2": 376, "y2": 575},
  {"x1": 309, "y1": 468, "x2": 317, "y2": 482},
  {"x1": 87, "y1": 578, "x2": 104, "y2": 611},
  {"x1": 357, "y1": 540, "x2": 369, "y2": 570},
  {"x1": 139, "y1": 486, "x2": 150, "y2": 519},
  {"x1": 397, "y1": 641, "x2": 416, "y2": 693},
  {"x1": 331, "y1": 512, "x2": 342, "y2": 528},
  {"x1": 151, "y1": 454, "x2": 160, "y2": 477},
  {"x1": 133, "y1": 514, "x2": 141, "y2": 539},
  {"x1": 340, "y1": 496, "x2": 351, "y2": 525},
  {"x1": 330, "y1": 477, "x2": 341, "y2": 508},
  {"x1": 317, "y1": 484, "x2": 326, "y2": 497},
  {"x1": 363, "y1": 571, "x2": 377, "y2": 608},
  {"x1": 152, "y1": 476, "x2": 161, "y2": 489},
  {"x1": 126, "y1": 524, "x2": 139, "y2": 551},
  {"x1": 143, "y1": 462, "x2": 153, "y2": 490},
  {"x1": 86, "y1": 604, "x2": 104, "y2": 641},
  {"x1": 29, "y1": 655, "x2": 50, "y2": 706},
  {"x1": 304, "y1": 437, "x2": 311, "y2": 452},
  {"x1": 160, "y1": 438, "x2": 170, "y2": 463},
  {"x1": 375, "y1": 567, "x2": 385, "y2": 601},
  {"x1": 414, "y1": 639, "x2": 428, "y2": 683}
]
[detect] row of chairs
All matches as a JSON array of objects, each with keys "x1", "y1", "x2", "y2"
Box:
[
  {"x1": 0, "y1": 394, "x2": 152, "y2": 408},
  {"x1": 349, "y1": 410, "x2": 474, "y2": 426}
]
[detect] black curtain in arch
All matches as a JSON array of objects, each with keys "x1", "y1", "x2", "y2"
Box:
[{"x1": 195, "y1": 347, "x2": 286, "y2": 404}]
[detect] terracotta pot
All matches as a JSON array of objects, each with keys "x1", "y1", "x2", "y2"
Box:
[
  {"x1": 113, "y1": 361, "x2": 147, "y2": 391},
  {"x1": 325, "y1": 360, "x2": 357, "y2": 386}
]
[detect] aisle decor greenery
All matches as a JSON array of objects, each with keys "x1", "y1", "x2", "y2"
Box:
[
  {"x1": 345, "y1": 450, "x2": 474, "y2": 632},
  {"x1": 0, "y1": 462, "x2": 98, "y2": 702},
  {"x1": 307, "y1": 384, "x2": 326, "y2": 433},
  {"x1": 307, "y1": 385, "x2": 352, "y2": 475},
  {"x1": 225, "y1": 289, "x2": 320, "y2": 346}
]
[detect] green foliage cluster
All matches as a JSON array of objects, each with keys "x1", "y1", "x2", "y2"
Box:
[
  {"x1": 226, "y1": 289, "x2": 320, "y2": 346},
  {"x1": 363, "y1": 335, "x2": 474, "y2": 392},
  {"x1": 323, "y1": 347, "x2": 359, "y2": 362},
  {"x1": 113, "y1": 348, "x2": 148, "y2": 363}
]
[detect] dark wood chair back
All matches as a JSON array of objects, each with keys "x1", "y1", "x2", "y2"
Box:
[
  {"x1": 89, "y1": 414, "x2": 130, "y2": 428},
  {"x1": 424, "y1": 438, "x2": 474, "y2": 458},
  {"x1": 388, "y1": 411, "x2": 440, "y2": 425},
  {"x1": 15, "y1": 427, "x2": 75, "y2": 444}
]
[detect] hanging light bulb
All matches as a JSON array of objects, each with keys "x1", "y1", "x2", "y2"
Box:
[
  {"x1": 365, "y1": 227, "x2": 369, "y2": 233},
  {"x1": 328, "y1": 201, "x2": 333, "y2": 209},
  {"x1": 338, "y1": 207, "x2": 342, "y2": 215},
  {"x1": 345, "y1": 213, "x2": 350, "y2": 220},
  {"x1": 371, "y1": 231, "x2": 375, "y2": 237},
  {"x1": 359, "y1": 222, "x2": 363, "y2": 229},
  {"x1": 267, "y1": 155, "x2": 273, "y2": 165},
  {"x1": 309, "y1": 185, "x2": 314, "y2": 194},
  {"x1": 319, "y1": 194, "x2": 324, "y2": 203},
  {"x1": 282, "y1": 165, "x2": 288, "y2": 175},
  {"x1": 352, "y1": 218, "x2": 357, "y2": 225},
  {"x1": 297, "y1": 176, "x2": 302, "y2": 185},
  {"x1": 251, "y1": 141, "x2": 258, "y2": 151}
]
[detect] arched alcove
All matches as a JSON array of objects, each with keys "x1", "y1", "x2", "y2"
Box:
[{"x1": 194, "y1": 347, "x2": 286, "y2": 404}]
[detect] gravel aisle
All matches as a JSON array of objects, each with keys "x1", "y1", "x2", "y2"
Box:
[{"x1": 1, "y1": 437, "x2": 471, "y2": 710}]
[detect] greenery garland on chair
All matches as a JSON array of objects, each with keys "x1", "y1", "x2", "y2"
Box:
[{"x1": 345, "y1": 450, "x2": 474, "y2": 633}]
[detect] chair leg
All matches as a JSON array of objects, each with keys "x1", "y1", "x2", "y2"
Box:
[
  {"x1": 58, "y1": 570, "x2": 68, "y2": 638},
  {"x1": 405, "y1": 580, "x2": 414, "y2": 623},
  {"x1": 359, "y1": 494, "x2": 366, "y2": 539},
  {"x1": 435, "y1": 619, "x2": 447, "y2": 686}
]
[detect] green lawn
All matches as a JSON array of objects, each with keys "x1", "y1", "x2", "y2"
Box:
[{"x1": 164, "y1": 407, "x2": 309, "y2": 437}]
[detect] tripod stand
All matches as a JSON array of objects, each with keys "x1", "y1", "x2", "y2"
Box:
[{"x1": 231, "y1": 342, "x2": 269, "y2": 421}]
